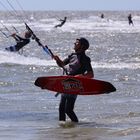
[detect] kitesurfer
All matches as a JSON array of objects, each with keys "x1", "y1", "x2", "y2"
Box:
[
  {"x1": 54, "y1": 17, "x2": 67, "y2": 28},
  {"x1": 5, "y1": 31, "x2": 32, "y2": 52},
  {"x1": 53, "y1": 37, "x2": 94, "y2": 124}
]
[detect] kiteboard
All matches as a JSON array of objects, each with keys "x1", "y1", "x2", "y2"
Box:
[{"x1": 34, "y1": 76, "x2": 116, "y2": 95}]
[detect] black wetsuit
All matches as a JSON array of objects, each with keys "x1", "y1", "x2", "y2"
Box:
[
  {"x1": 59, "y1": 52, "x2": 93, "y2": 122},
  {"x1": 128, "y1": 15, "x2": 133, "y2": 25},
  {"x1": 5, "y1": 35, "x2": 30, "y2": 52}
]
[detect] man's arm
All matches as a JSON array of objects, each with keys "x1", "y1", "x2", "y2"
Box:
[{"x1": 53, "y1": 55, "x2": 65, "y2": 68}]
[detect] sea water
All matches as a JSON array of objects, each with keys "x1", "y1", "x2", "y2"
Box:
[{"x1": 0, "y1": 11, "x2": 140, "y2": 140}]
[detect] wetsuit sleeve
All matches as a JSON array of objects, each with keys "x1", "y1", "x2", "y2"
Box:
[
  {"x1": 63, "y1": 54, "x2": 73, "y2": 65},
  {"x1": 15, "y1": 35, "x2": 28, "y2": 42},
  {"x1": 14, "y1": 35, "x2": 22, "y2": 41}
]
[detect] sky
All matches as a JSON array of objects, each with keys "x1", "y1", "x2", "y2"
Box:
[{"x1": 0, "y1": 0, "x2": 140, "y2": 11}]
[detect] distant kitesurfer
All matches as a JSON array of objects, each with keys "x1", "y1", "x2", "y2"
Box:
[
  {"x1": 128, "y1": 14, "x2": 134, "y2": 26},
  {"x1": 54, "y1": 17, "x2": 67, "y2": 28},
  {"x1": 53, "y1": 38, "x2": 94, "y2": 125},
  {"x1": 5, "y1": 31, "x2": 32, "y2": 52},
  {"x1": 101, "y1": 13, "x2": 104, "y2": 19}
]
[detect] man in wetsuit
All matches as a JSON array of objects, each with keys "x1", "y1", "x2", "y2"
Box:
[
  {"x1": 54, "y1": 17, "x2": 67, "y2": 28},
  {"x1": 53, "y1": 37, "x2": 94, "y2": 124},
  {"x1": 5, "y1": 31, "x2": 32, "y2": 52}
]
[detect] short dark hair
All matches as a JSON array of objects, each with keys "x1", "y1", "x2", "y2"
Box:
[
  {"x1": 25, "y1": 31, "x2": 32, "y2": 38},
  {"x1": 77, "y1": 37, "x2": 89, "y2": 50}
]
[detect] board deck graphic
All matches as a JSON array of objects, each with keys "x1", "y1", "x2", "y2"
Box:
[{"x1": 34, "y1": 76, "x2": 116, "y2": 95}]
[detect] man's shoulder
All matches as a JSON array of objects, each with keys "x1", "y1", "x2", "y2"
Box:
[{"x1": 79, "y1": 53, "x2": 91, "y2": 63}]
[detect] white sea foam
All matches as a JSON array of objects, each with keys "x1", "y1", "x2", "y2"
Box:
[
  {"x1": 0, "y1": 50, "x2": 139, "y2": 69},
  {"x1": 1, "y1": 14, "x2": 140, "y2": 33}
]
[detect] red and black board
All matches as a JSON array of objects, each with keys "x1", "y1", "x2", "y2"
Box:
[{"x1": 34, "y1": 76, "x2": 116, "y2": 95}]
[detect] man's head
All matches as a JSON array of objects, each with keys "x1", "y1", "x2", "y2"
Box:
[
  {"x1": 74, "y1": 37, "x2": 89, "y2": 52},
  {"x1": 25, "y1": 31, "x2": 32, "y2": 38}
]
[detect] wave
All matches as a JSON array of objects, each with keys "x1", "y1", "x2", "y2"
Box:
[
  {"x1": 1, "y1": 15, "x2": 140, "y2": 33},
  {"x1": 0, "y1": 50, "x2": 51, "y2": 66},
  {"x1": 35, "y1": 17, "x2": 140, "y2": 33},
  {"x1": 0, "y1": 50, "x2": 139, "y2": 69},
  {"x1": 93, "y1": 62, "x2": 140, "y2": 69}
]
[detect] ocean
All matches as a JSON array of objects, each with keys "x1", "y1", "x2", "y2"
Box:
[{"x1": 0, "y1": 11, "x2": 140, "y2": 140}]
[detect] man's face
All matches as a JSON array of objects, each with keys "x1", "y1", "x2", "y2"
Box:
[{"x1": 74, "y1": 39, "x2": 81, "y2": 52}]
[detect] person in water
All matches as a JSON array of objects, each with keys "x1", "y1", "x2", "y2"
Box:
[
  {"x1": 128, "y1": 14, "x2": 134, "y2": 26},
  {"x1": 54, "y1": 17, "x2": 67, "y2": 28},
  {"x1": 101, "y1": 13, "x2": 104, "y2": 19},
  {"x1": 5, "y1": 31, "x2": 32, "y2": 52},
  {"x1": 53, "y1": 37, "x2": 94, "y2": 124}
]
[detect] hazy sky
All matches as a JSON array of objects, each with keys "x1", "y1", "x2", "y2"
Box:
[{"x1": 0, "y1": 0, "x2": 140, "y2": 11}]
